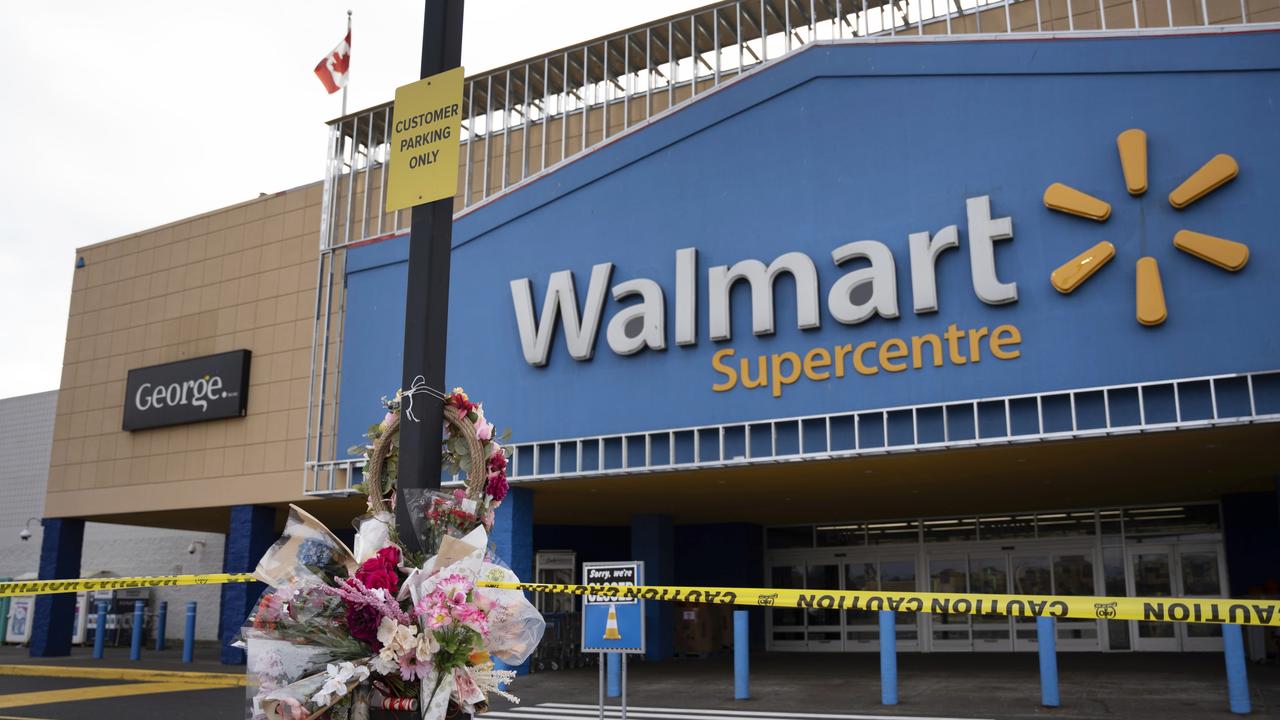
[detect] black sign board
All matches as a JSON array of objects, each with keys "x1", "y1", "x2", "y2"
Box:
[
  {"x1": 122, "y1": 350, "x2": 251, "y2": 431},
  {"x1": 583, "y1": 562, "x2": 640, "y2": 605}
]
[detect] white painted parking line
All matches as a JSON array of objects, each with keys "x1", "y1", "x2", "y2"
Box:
[{"x1": 487, "y1": 702, "x2": 991, "y2": 720}]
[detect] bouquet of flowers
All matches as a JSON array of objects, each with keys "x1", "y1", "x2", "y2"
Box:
[{"x1": 243, "y1": 388, "x2": 543, "y2": 720}]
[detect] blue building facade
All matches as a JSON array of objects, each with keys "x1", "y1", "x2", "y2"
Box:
[{"x1": 338, "y1": 32, "x2": 1280, "y2": 655}]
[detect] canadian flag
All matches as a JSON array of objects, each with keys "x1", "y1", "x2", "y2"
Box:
[{"x1": 314, "y1": 30, "x2": 351, "y2": 94}]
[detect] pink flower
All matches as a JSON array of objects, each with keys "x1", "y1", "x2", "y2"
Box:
[
  {"x1": 381, "y1": 411, "x2": 395, "y2": 427},
  {"x1": 454, "y1": 604, "x2": 490, "y2": 636},
  {"x1": 399, "y1": 654, "x2": 430, "y2": 681},
  {"x1": 424, "y1": 607, "x2": 453, "y2": 629},
  {"x1": 475, "y1": 417, "x2": 495, "y2": 441}
]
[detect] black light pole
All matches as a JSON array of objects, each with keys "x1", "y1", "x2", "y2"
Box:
[{"x1": 398, "y1": 0, "x2": 465, "y2": 553}]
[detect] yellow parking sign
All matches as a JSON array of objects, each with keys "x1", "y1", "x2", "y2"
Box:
[{"x1": 386, "y1": 66, "x2": 464, "y2": 212}]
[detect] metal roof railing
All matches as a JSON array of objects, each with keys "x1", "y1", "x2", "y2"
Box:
[
  {"x1": 305, "y1": 369, "x2": 1280, "y2": 495},
  {"x1": 316, "y1": 0, "x2": 1276, "y2": 252}
]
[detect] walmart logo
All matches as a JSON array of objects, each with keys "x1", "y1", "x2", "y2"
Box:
[{"x1": 1043, "y1": 129, "x2": 1250, "y2": 326}]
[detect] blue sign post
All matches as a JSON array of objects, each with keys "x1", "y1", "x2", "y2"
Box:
[{"x1": 582, "y1": 562, "x2": 645, "y2": 720}]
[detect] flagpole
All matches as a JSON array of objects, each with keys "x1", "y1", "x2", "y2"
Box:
[{"x1": 341, "y1": 9, "x2": 351, "y2": 116}]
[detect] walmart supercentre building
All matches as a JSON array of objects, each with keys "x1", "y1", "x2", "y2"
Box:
[{"x1": 30, "y1": 1, "x2": 1280, "y2": 663}]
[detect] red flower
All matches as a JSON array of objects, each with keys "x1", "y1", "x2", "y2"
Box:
[
  {"x1": 345, "y1": 602, "x2": 382, "y2": 649},
  {"x1": 486, "y1": 471, "x2": 508, "y2": 502},
  {"x1": 448, "y1": 392, "x2": 476, "y2": 416},
  {"x1": 488, "y1": 451, "x2": 507, "y2": 473},
  {"x1": 355, "y1": 546, "x2": 401, "y2": 595}
]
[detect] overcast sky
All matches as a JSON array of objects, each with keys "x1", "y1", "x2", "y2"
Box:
[{"x1": 0, "y1": 0, "x2": 697, "y2": 400}]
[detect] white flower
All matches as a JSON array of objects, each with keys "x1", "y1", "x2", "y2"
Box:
[
  {"x1": 369, "y1": 653, "x2": 398, "y2": 676},
  {"x1": 416, "y1": 630, "x2": 440, "y2": 662},
  {"x1": 376, "y1": 617, "x2": 418, "y2": 656},
  {"x1": 310, "y1": 662, "x2": 369, "y2": 707}
]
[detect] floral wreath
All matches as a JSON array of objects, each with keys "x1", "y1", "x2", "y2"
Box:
[{"x1": 354, "y1": 387, "x2": 510, "y2": 521}]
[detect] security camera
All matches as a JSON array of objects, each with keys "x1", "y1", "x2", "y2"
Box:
[
  {"x1": 19, "y1": 528, "x2": 31, "y2": 542},
  {"x1": 187, "y1": 540, "x2": 206, "y2": 555}
]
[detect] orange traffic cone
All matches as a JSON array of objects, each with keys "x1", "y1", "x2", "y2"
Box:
[{"x1": 603, "y1": 603, "x2": 622, "y2": 640}]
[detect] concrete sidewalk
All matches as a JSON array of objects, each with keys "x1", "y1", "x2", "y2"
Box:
[
  {"x1": 1, "y1": 647, "x2": 1277, "y2": 719},
  {"x1": 0, "y1": 643, "x2": 234, "y2": 677},
  {"x1": 506, "y1": 652, "x2": 1280, "y2": 719}
]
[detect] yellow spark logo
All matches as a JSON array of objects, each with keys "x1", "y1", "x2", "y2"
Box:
[{"x1": 1043, "y1": 129, "x2": 1250, "y2": 326}]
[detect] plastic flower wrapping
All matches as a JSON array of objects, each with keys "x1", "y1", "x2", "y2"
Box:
[{"x1": 242, "y1": 388, "x2": 544, "y2": 720}]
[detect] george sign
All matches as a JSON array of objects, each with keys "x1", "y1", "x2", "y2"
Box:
[
  {"x1": 581, "y1": 561, "x2": 645, "y2": 654},
  {"x1": 122, "y1": 350, "x2": 251, "y2": 431},
  {"x1": 386, "y1": 66, "x2": 465, "y2": 213}
]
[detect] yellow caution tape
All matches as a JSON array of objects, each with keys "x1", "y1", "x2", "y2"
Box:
[
  {"x1": 11, "y1": 575, "x2": 1276, "y2": 628},
  {"x1": 479, "y1": 581, "x2": 1280, "y2": 627},
  {"x1": 0, "y1": 573, "x2": 256, "y2": 598}
]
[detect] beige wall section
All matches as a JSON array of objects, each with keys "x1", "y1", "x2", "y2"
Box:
[{"x1": 45, "y1": 183, "x2": 334, "y2": 520}]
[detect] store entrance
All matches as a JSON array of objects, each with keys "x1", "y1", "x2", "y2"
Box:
[
  {"x1": 1128, "y1": 542, "x2": 1227, "y2": 651},
  {"x1": 926, "y1": 547, "x2": 1098, "y2": 652},
  {"x1": 764, "y1": 504, "x2": 1228, "y2": 653}
]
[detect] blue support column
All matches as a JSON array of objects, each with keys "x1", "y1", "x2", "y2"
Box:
[
  {"x1": 129, "y1": 601, "x2": 145, "y2": 660},
  {"x1": 1223, "y1": 623, "x2": 1251, "y2": 714},
  {"x1": 217, "y1": 505, "x2": 276, "y2": 665},
  {"x1": 879, "y1": 610, "x2": 898, "y2": 705},
  {"x1": 1037, "y1": 617, "x2": 1061, "y2": 707},
  {"x1": 491, "y1": 487, "x2": 534, "y2": 676},
  {"x1": 734, "y1": 610, "x2": 749, "y2": 700},
  {"x1": 155, "y1": 601, "x2": 168, "y2": 651},
  {"x1": 183, "y1": 602, "x2": 197, "y2": 663},
  {"x1": 29, "y1": 518, "x2": 85, "y2": 657},
  {"x1": 607, "y1": 652, "x2": 621, "y2": 698},
  {"x1": 93, "y1": 601, "x2": 107, "y2": 659},
  {"x1": 631, "y1": 514, "x2": 674, "y2": 661}
]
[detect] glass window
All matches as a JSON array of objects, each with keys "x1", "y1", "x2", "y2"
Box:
[
  {"x1": 881, "y1": 559, "x2": 919, "y2": 627},
  {"x1": 1013, "y1": 555, "x2": 1051, "y2": 595},
  {"x1": 817, "y1": 524, "x2": 865, "y2": 547},
  {"x1": 1124, "y1": 505, "x2": 1220, "y2": 536},
  {"x1": 1180, "y1": 552, "x2": 1222, "y2": 596},
  {"x1": 923, "y1": 518, "x2": 977, "y2": 543},
  {"x1": 767, "y1": 525, "x2": 813, "y2": 549},
  {"x1": 1037, "y1": 511, "x2": 1096, "y2": 537},
  {"x1": 978, "y1": 515, "x2": 1036, "y2": 540},
  {"x1": 1053, "y1": 554, "x2": 1095, "y2": 595},
  {"x1": 867, "y1": 520, "x2": 919, "y2": 545}
]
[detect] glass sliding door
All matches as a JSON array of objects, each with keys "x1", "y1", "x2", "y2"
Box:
[
  {"x1": 1177, "y1": 545, "x2": 1226, "y2": 652},
  {"x1": 1052, "y1": 552, "x2": 1100, "y2": 650},
  {"x1": 1011, "y1": 553, "x2": 1051, "y2": 651},
  {"x1": 1130, "y1": 546, "x2": 1178, "y2": 651},
  {"x1": 881, "y1": 558, "x2": 921, "y2": 651},
  {"x1": 805, "y1": 562, "x2": 843, "y2": 651},
  {"x1": 929, "y1": 556, "x2": 971, "y2": 650},
  {"x1": 767, "y1": 563, "x2": 806, "y2": 650},
  {"x1": 844, "y1": 556, "x2": 922, "y2": 652},
  {"x1": 844, "y1": 561, "x2": 879, "y2": 651},
  {"x1": 969, "y1": 555, "x2": 1011, "y2": 651}
]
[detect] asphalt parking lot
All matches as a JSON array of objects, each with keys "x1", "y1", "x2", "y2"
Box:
[{"x1": 0, "y1": 647, "x2": 1277, "y2": 719}]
